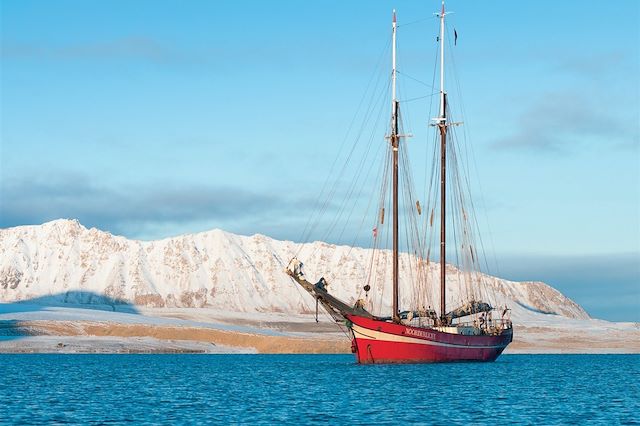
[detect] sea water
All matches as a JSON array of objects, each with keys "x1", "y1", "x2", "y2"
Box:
[{"x1": 0, "y1": 354, "x2": 637, "y2": 424}]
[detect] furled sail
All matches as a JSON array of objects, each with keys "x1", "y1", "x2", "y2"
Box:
[{"x1": 445, "y1": 301, "x2": 493, "y2": 321}]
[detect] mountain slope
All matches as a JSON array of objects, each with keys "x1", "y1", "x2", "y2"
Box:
[{"x1": 0, "y1": 220, "x2": 589, "y2": 322}]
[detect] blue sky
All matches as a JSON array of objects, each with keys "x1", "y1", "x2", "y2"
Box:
[{"x1": 1, "y1": 1, "x2": 638, "y2": 321}]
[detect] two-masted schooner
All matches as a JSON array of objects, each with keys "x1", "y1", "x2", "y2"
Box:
[{"x1": 287, "y1": 2, "x2": 512, "y2": 363}]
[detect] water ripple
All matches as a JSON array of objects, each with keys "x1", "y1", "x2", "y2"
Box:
[{"x1": 0, "y1": 354, "x2": 638, "y2": 424}]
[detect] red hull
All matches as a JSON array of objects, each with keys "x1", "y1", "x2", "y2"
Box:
[{"x1": 347, "y1": 314, "x2": 512, "y2": 364}]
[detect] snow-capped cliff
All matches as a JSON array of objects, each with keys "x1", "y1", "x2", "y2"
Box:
[{"x1": 0, "y1": 220, "x2": 589, "y2": 322}]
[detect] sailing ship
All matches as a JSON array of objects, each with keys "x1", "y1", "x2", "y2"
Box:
[{"x1": 287, "y1": 2, "x2": 513, "y2": 363}]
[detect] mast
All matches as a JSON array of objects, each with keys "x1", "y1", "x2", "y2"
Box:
[
  {"x1": 391, "y1": 9, "x2": 400, "y2": 323},
  {"x1": 438, "y1": 0, "x2": 447, "y2": 321}
]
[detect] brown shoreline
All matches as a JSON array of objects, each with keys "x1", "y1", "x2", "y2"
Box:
[{"x1": 3, "y1": 320, "x2": 351, "y2": 354}]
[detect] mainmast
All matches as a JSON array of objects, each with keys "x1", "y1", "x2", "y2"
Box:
[
  {"x1": 437, "y1": 1, "x2": 448, "y2": 321},
  {"x1": 391, "y1": 9, "x2": 400, "y2": 323}
]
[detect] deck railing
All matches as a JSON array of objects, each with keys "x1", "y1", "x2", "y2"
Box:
[
  {"x1": 404, "y1": 317, "x2": 513, "y2": 334},
  {"x1": 454, "y1": 318, "x2": 513, "y2": 334}
]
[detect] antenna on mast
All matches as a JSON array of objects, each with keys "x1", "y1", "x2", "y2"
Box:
[{"x1": 392, "y1": 9, "x2": 397, "y2": 105}]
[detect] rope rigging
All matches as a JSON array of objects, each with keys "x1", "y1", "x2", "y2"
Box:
[{"x1": 288, "y1": 12, "x2": 504, "y2": 323}]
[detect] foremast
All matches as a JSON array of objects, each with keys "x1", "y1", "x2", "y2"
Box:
[{"x1": 390, "y1": 10, "x2": 402, "y2": 323}]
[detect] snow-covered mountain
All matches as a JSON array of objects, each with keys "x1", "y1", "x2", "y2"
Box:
[{"x1": 0, "y1": 219, "x2": 589, "y2": 322}]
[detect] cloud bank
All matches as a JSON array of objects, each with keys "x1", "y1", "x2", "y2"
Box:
[
  {"x1": 491, "y1": 90, "x2": 639, "y2": 152},
  {"x1": 0, "y1": 173, "x2": 314, "y2": 240}
]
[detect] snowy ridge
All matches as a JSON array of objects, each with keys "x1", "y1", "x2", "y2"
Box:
[{"x1": 0, "y1": 220, "x2": 589, "y2": 322}]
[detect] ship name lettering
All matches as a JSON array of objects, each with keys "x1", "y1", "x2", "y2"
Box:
[{"x1": 405, "y1": 328, "x2": 435, "y2": 340}]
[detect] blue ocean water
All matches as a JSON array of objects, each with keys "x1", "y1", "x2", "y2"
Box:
[{"x1": 0, "y1": 354, "x2": 637, "y2": 424}]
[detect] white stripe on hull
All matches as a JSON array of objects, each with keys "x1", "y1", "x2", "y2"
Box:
[{"x1": 352, "y1": 324, "x2": 508, "y2": 349}]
